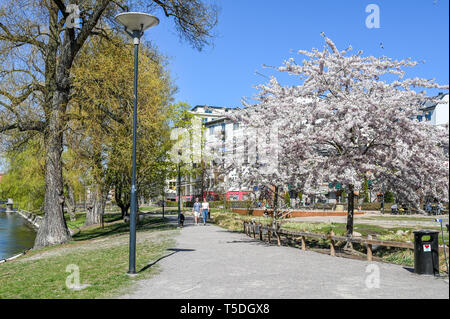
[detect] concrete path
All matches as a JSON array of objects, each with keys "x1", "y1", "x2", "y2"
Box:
[{"x1": 120, "y1": 216, "x2": 449, "y2": 299}]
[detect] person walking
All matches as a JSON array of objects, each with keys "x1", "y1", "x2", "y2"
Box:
[
  {"x1": 425, "y1": 202, "x2": 432, "y2": 215},
  {"x1": 192, "y1": 197, "x2": 201, "y2": 225},
  {"x1": 436, "y1": 201, "x2": 443, "y2": 215},
  {"x1": 201, "y1": 197, "x2": 210, "y2": 226}
]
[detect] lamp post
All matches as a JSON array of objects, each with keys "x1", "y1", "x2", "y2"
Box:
[
  {"x1": 177, "y1": 149, "x2": 182, "y2": 227},
  {"x1": 115, "y1": 12, "x2": 159, "y2": 275},
  {"x1": 177, "y1": 161, "x2": 182, "y2": 226}
]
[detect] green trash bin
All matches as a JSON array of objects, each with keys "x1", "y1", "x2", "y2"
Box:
[{"x1": 413, "y1": 230, "x2": 440, "y2": 275}]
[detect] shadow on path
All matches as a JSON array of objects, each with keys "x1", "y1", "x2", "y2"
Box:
[
  {"x1": 403, "y1": 266, "x2": 415, "y2": 273},
  {"x1": 139, "y1": 248, "x2": 195, "y2": 273}
]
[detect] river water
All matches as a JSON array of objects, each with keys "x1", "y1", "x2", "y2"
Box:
[{"x1": 0, "y1": 211, "x2": 36, "y2": 260}]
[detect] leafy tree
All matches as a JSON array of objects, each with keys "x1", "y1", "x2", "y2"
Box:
[
  {"x1": 0, "y1": 138, "x2": 45, "y2": 213},
  {"x1": 284, "y1": 191, "x2": 290, "y2": 208},
  {"x1": 385, "y1": 191, "x2": 395, "y2": 203},
  {"x1": 0, "y1": 0, "x2": 218, "y2": 248},
  {"x1": 70, "y1": 35, "x2": 177, "y2": 221}
]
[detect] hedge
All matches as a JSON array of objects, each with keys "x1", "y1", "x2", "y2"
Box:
[{"x1": 162, "y1": 200, "x2": 252, "y2": 209}]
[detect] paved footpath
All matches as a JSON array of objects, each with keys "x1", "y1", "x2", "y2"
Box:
[{"x1": 120, "y1": 216, "x2": 448, "y2": 299}]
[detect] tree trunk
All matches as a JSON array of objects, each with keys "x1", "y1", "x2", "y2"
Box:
[
  {"x1": 273, "y1": 185, "x2": 279, "y2": 220},
  {"x1": 84, "y1": 184, "x2": 105, "y2": 226},
  {"x1": 32, "y1": 0, "x2": 111, "y2": 248},
  {"x1": 162, "y1": 189, "x2": 165, "y2": 219},
  {"x1": 120, "y1": 205, "x2": 129, "y2": 219},
  {"x1": 64, "y1": 184, "x2": 77, "y2": 222},
  {"x1": 34, "y1": 105, "x2": 71, "y2": 248},
  {"x1": 346, "y1": 184, "x2": 355, "y2": 237}
]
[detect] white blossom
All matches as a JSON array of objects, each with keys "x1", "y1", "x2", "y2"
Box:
[{"x1": 225, "y1": 35, "x2": 448, "y2": 208}]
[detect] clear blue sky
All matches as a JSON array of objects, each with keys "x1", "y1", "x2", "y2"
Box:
[{"x1": 144, "y1": 0, "x2": 449, "y2": 108}]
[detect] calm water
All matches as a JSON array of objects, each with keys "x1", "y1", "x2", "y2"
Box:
[{"x1": 0, "y1": 212, "x2": 36, "y2": 260}]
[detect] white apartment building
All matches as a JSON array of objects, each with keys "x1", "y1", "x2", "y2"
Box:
[
  {"x1": 416, "y1": 92, "x2": 449, "y2": 126},
  {"x1": 165, "y1": 105, "x2": 252, "y2": 202}
]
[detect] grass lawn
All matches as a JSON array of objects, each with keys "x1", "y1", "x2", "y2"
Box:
[
  {"x1": 65, "y1": 211, "x2": 124, "y2": 230},
  {"x1": 0, "y1": 216, "x2": 178, "y2": 298},
  {"x1": 211, "y1": 212, "x2": 273, "y2": 232}
]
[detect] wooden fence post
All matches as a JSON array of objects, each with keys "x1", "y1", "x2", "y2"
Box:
[
  {"x1": 301, "y1": 236, "x2": 306, "y2": 251},
  {"x1": 259, "y1": 223, "x2": 263, "y2": 241},
  {"x1": 268, "y1": 228, "x2": 271, "y2": 243},
  {"x1": 330, "y1": 231, "x2": 336, "y2": 257},
  {"x1": 367, "y1": 235, "x2": 373, "y2": 261},
  {"x1": 252, "y1": 222, "x2": 256, "y2": 238}
]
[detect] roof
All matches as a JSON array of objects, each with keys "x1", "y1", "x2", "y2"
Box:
[
  {"x1": 191, "y1": 105, "x2": 229, "y2": 111},
  {"x1": 420, "y1": 92, "x2": 449, "y2": 111},
  {"x1": 204, "y1": 117, "x2": 227, "y2": 126}
]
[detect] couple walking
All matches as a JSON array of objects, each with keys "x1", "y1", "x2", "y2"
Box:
[{"x1": 192, "y1": 197, "x2": 209, "y2": 226}]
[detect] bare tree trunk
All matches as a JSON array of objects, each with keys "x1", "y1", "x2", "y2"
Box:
[
  {"x1": 84, "y1": 184, "x2": 105, "y2": 226},
  {"x1": 34, "y1": 103, "x2": 71, "y2": 248},
  {"x1": 33, "y1": 3, "x2": 71, "y2": 249}
]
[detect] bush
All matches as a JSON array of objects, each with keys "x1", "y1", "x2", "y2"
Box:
[
  {"x1": 163, "y1": 200, "x2": 252, "y2": 209},
  {"x1": 359, "y1": 202, "x2": 381, "y2": 210},
  {"x1": 347, "y1": 202, "x2": 394, "y2": 211},
  {"x1": 385, "y1": 192, "x2": 395, "y2": 203},
  {"x1": 284, "y1": 192, "x2": 291, "y2": 208}
]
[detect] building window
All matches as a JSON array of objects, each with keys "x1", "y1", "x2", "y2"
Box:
[
  {"x1": 209, "y1": 126, "x2": 214, "y2": 135},
  {"x1": 221, "y1": 123, "x2": 226, "y2": 141},
  {"x1": 417, "y1": 115, "x2": 423, "y2": 122},
  {"x1": 205, "y1": 109, "x2": 212, "y2": 114},
  {"x1": 425, "y1": 112, "x2": 432, "y2": 121}
]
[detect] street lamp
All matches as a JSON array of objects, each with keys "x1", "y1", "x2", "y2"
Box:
[
  {"x1": 177, "y1": 149, "x2": 182, "y2": 227},
  {"x1": 115, "y1": 12, "x2": 159, "y2": 275}
]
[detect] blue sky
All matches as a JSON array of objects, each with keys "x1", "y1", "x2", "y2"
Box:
[{"x1": 144, "y1": 0, "x2": 449, "y2": 108}]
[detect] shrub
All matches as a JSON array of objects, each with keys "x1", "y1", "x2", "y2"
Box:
[{"x1": 163, "y1": 200, "x2": 253, "y2": 209}]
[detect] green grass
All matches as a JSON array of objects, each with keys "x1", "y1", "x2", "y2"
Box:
[
  {"x1": 211, "y1": 212, "x2": 273, "y2": 232},
  {"x1": 72, "y1": 216, "x2": 174, "y2": 242},
  {"x1": 281, "y1": 221, "x2": 346, "y2": 236},
  {"x1": 376, "y1": 248, "x2": 414, "y2": 266},
  {"x1": 0, "y1": 216, "x2": 177, "y2": 298},
  {"x1": 64, "y1": 211, "x2": 123, "y2": 230}
]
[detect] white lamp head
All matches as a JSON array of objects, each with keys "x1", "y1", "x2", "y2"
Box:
[{"x1": 115, "y1": 12, "x2": 159, "y2": 33}]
